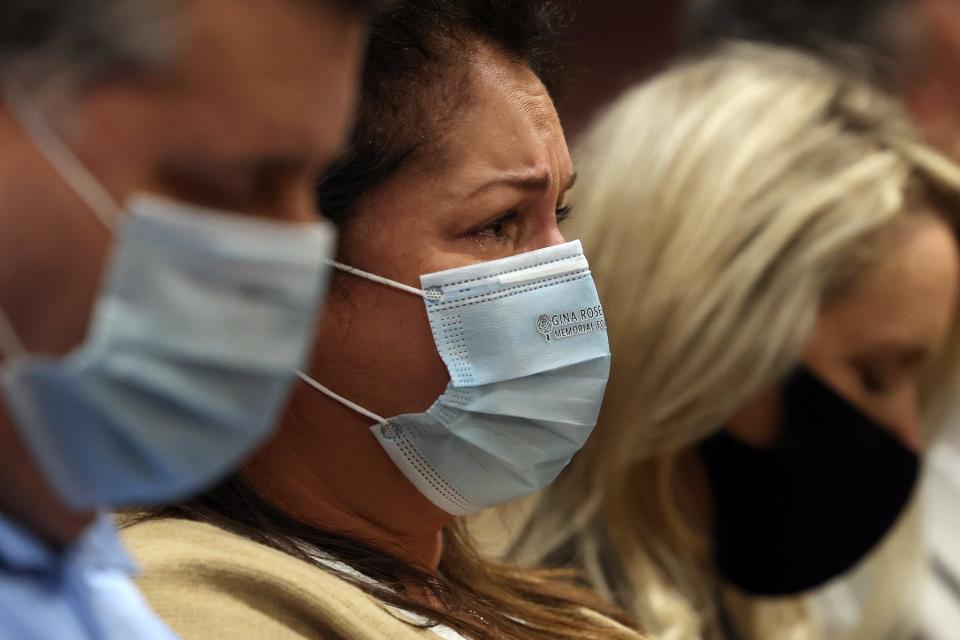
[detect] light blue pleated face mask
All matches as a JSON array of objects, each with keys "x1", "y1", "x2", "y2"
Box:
[
  {"x1": 0, "y1": 90, "x2": 336, "y2": 509},
  {"x1": 299, "y1": 241, "x2": 611, "y2": 515}
]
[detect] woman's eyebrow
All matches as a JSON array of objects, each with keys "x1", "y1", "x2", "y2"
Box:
[
  {"x1": 866, "y1": 343, "x2": 932, "y2": 367},
  {"x1": 467, "y1": 170, "x2": 577, "y2": 198},
  {"x1": 468, "y1": 172, "x2": 549, "y2": 197}
]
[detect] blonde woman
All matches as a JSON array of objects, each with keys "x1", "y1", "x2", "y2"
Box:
[{"x1": 506, "y1": 43, "x2": 960, "y2": 640}]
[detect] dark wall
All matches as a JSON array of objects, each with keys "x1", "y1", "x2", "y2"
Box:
[{"x1": 557, "y1": 0, "x2": 683, "y2": 138}]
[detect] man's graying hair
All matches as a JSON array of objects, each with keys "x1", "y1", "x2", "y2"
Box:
[
  {"x1": 0, "y1": 1, "x2": 175, "y2": 94},
  {"x1": 0, "y1": 0, "x2": 392, "y2": 96}
]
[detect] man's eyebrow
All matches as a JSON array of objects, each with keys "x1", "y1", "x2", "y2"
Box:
[{"x1": 467, "y1": 170, "x2": 578, "y2": 198}]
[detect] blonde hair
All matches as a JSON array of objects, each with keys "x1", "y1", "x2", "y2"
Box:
[{"x1": 509, "y1": 42, "x2": 960, "y2": 640}]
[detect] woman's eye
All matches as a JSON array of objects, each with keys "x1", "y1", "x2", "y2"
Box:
[
  {"x1": 487, "y1": 219, "x2": 507, "y2": 236},
  {"x1": 556, "y1": 204, "x2": 574, "y2": 223},
  {"x1": 477, "y1": 212, "x2": 518, "y2": 240}
]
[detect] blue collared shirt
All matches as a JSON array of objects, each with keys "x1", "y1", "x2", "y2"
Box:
[{"x1": 0, "y1": 513, "x2": 177, "y2": 640}]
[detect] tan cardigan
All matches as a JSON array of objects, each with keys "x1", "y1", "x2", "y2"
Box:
[
  {"x1": 123, "y1": 518, "x2": 642, "y2": 640},
  {"x1": 122, "y1": 518, "x2": 458, "y2": 640}
]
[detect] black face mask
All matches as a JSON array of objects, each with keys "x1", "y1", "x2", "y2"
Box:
[{"x1": 697, "y1": 365, "x2": 920, "y2": 596}]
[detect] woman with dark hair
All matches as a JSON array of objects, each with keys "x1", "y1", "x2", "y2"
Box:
[{"x1": 121, "y1": 2, "x2": 642, "y2": 639}]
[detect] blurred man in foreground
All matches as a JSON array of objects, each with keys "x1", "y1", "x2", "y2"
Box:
[{"x1": 0, "y1": 1, "x2": 386, "y2": 637}]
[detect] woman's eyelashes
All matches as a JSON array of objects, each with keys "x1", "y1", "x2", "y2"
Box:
[
  {"x1": 858, "y1": 361, "x2": 910, "y2": 396},
  {"x1": 469, "y1": 204, "x2": 573, "y2": 250},
  {"x1": 475, "y1": 211, "x2": 520, "y2": 244},
  {"x1": 855, "y1": 346, "x2": 932, "y2": 397}
]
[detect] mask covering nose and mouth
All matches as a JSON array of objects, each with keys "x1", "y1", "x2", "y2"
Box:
[
  {"x1": 0, "y1": 88, "x2": 337, "y2": 509},
  {"x1": 299, "y1": 240, "x2": 612, "y2": 515},
  {"x1": 698, "y1": 365, "x2": 920, "y2": 596}
]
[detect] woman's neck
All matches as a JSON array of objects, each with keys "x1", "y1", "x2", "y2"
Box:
[{"x1": 242, "y1": 387, "x2": 452, "y2": 571}]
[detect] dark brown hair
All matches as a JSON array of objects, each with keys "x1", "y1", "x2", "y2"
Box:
[{"x1": 317, "y1": 0, "x2": 569, "y2": 225}]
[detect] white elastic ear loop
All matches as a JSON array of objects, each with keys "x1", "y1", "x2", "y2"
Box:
[
  {"x1": 0, "y1": 307, "x2": 26, "y2": 361},
  {"x1": 296, "y1": 371, "x2": 389, "y2": 426},
  {"x1": 5, "y1": 86, "x2": 121, "y2": 231},
  {"x1": 299, "y1": 261, "x2": 440, "y2": 425},
  {"x1": 326, "y1": 260, "x2": 443, "y2": 302}
]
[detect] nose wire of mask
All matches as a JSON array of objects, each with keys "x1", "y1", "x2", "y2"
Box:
[{"x1": 299, "y1": 242, "x2": 611, "y2": 516}]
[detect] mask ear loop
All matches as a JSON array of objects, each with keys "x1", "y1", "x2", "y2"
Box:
[
  {"x1": 4, "y1": 85, "x2": 121, "y2": 232},
  {"x1": 326, "y1": 260, "x2": 444, "y2": 302},
  {"x1": 296, "y1": 371, "x2": 389, "y2": 426},
  {"x1": 0, "y1": 308, "x2": 26, "y2": 361},
  {"x1": 0, "y1": 87, "x2": 121, "y2": 363},
  {"x1": 295, "y1": 260, "x2": 443, "y2": 425}
]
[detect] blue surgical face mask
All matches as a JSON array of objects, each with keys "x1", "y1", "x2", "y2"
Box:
[
  {"x1": 299, "y1": 241, "x2": 611, "y2": 515},
  {"x1": 0, "y1": 90, "x2": 336, "y2": 509}
]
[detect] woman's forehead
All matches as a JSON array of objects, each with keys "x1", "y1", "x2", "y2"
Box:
[
  {"x1": 819, "y1": 217, "x2": 960, "y2": 355},
  {"x1": 438, "y1": 54, "x2": 569, "y2": 184}
]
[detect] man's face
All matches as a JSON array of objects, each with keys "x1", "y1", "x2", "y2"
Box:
[
  {"x1": 71, "y1": 0, "x2": 365, "y2": 219},
  {"x1": 0, "y1": 0, "x2": 365, "y2": 354}
]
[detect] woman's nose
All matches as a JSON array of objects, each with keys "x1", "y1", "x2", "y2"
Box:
[
  {"x1": 885, "y1": 386, "x2": 923, "y2": 452},
  {"x1": 543, "y1": 223, "x2": 567, "y2": 248},
  {"x1": 536, "y1": 201, "x2": 567, "y2": 249}
]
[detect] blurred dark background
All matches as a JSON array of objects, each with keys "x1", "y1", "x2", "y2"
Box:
[
  {"x1": 555, "y1": 0, "x2": 683, "y2": 138},
  {"x1": 557, "y1": 0, "x2": 960, "y2": 154}
]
